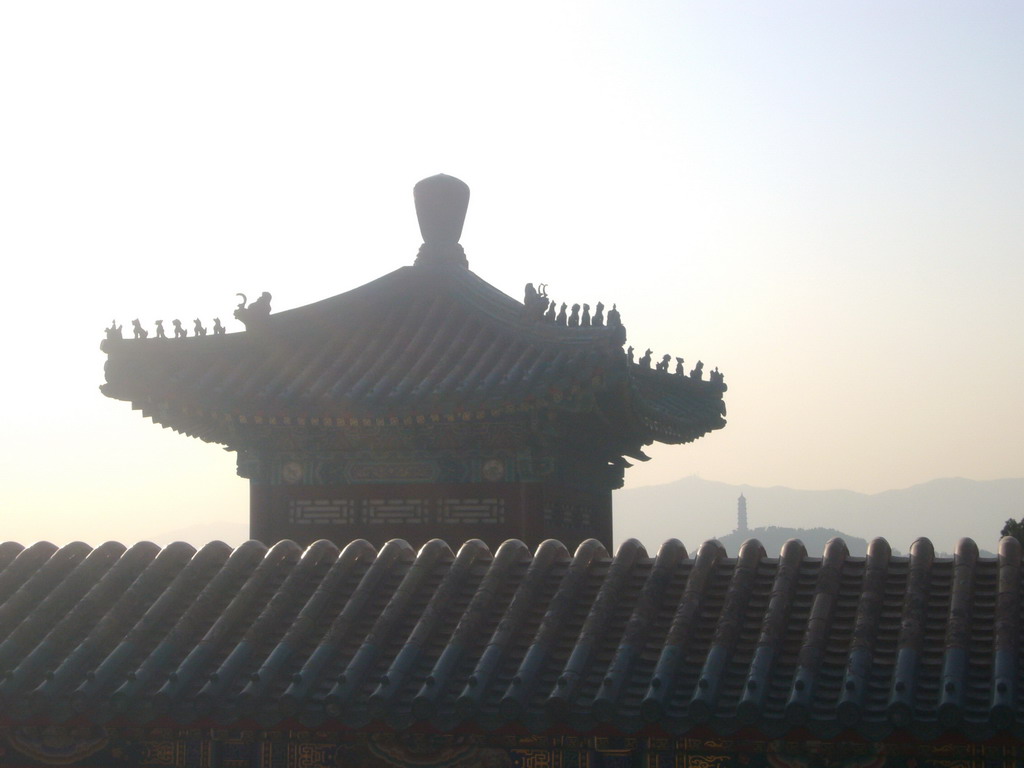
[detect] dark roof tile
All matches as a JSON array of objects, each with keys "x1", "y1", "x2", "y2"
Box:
[{"x1": 0, "y1": 535, "x2": 1019, "y2": 741}]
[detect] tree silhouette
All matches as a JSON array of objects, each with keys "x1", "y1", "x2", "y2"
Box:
[{"x1": 1001, "y1": 518, "x2": 1024, "y2": 545}]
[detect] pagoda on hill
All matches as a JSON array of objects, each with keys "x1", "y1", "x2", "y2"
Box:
[{"x1": 100, "y1": 175, "x2": 727, "y2": 550}]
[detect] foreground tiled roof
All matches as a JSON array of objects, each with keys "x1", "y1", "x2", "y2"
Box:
[{"x1": 0, "y1": 535, "x2": 1018, "y2": 742}]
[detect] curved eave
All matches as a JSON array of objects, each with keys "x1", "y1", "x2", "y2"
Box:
[
  {"x1": 104, "y1": 385, "x2": 605, "y2": 448},
  {"x1": 624, "y1": 365, "x2": 728, "y2": 445}
]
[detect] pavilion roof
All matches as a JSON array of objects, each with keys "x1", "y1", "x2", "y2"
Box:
[
  {"x1": 100, "y1": 263, "x2": 725, "y2": 451},
  {"x1": 0, "y1": 534, "x2": 1017, "y2": 743},
  {"x1": 100, "y1": 175, "x2": 726, "y2": 451}
]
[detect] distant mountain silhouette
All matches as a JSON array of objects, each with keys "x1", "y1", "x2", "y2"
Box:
[
  {"x1": 614, "y1": 476, "x2": 1022, "y2": 557},
  {"x1": 152, "y1": 476, "x2": 1022, "y2": 557}
]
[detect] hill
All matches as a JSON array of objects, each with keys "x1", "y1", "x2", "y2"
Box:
[
  {"x1": 715, "y1": 526, "x2": 870, "y2": 557},
  {"x1": 613, "y1": 476, "x2": 1022, "y2": 556}
]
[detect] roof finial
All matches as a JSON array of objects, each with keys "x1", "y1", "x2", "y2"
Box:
[{"x1": 413, "y1": 174, "x2": 470, "y2": 268}]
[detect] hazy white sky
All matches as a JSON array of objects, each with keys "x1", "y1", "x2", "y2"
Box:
[{"x1": 1, "y1": 2, "x2": 1021, "y2": 545}]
